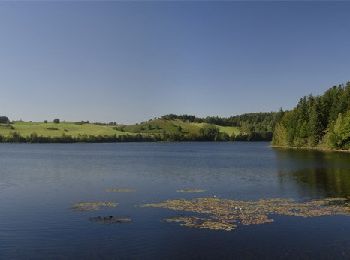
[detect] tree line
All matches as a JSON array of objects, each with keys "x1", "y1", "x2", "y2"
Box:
[
  {"x1": 273, "y1": 82, "x2": 350, "y2": 150},
  {"x1": 0, "y1": 132, "x2": 157, "y2": 143},
  {"x1": 161, "y1": 112, "x2": 281, "y2": 141}
]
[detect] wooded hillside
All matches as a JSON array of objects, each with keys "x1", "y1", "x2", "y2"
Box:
[{"x1": 273, "y1": 82, "x2": 350, "y2": 150}]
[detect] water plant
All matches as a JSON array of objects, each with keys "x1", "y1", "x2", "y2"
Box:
[
  {"x1": 89, "y1": 216, "x2": 132, "y2": 224},
  {"x1": 143, "y1": 197, "x2": 350, "y2": 231},
  {"x1": 176, "y1": 188, "x2": 205, "y2": 193},
  {"x1": 71, "y1": 201, "x2": 118, "y2": 211}
]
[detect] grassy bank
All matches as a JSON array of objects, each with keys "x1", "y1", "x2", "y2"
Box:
[{"x1": 0, "y1": 119, "x2": 242, "y2": 143}]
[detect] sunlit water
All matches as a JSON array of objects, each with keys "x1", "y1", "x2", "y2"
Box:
[{"x1": 1, "y1": 142, "x2": 350, "y2": 259}]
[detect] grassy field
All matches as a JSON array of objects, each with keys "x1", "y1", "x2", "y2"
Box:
[
  {"x1": 190, "y1": 122, "x2": 240, "y2": 136},
  {"x1": 0, "y1": 122, "x2": 129, "y2": 137},
  {"x1": 0, "y1": 119, "x2": 240, "y2": 139},
  {"x1": 121, "y1": 119, "x2": 239, "y2": 136}
]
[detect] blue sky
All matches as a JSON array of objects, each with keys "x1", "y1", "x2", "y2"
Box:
[{"x1": 0, "y1": 2, "x2": 349, "y2": 123}]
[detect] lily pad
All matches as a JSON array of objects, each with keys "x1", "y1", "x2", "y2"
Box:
[
  {"x1": 142, "y1": 197, "x2": 350, "y2": 231},
  {"x1": 89, "y1": 216, "x2": 132, "y2": 224},
  {"x1": 176, "y1": 189, "x2": 205, "y2": 193},
  {"x1": 165, "y1": 216, "x2": 236, "y2": 231},
  {"x1": 72, "y1": 201, "x2": 118, "y2": 211}
]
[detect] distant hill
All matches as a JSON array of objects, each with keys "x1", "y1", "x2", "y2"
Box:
[
  {"x1": 273, "y1": 82, "x2": 350, "y2": 150},
  {"x1": 0, "y1": 112, "x2": 277, "y2": 143}
]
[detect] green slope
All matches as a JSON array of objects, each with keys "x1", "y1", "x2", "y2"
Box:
[
  {"x1": 0, "y1": 121, "x2": 130, "y2": 138},
  {"x1": 0, "y1": 112, "x2": 282, "y2": 143},
  {"x1": 120, "y1": 119, "x2": 239, "y2": 137},
  {"x1": 0, "y1": 119, "x2": 239, "y2": 139},
  {"x1": 273, "y1": 81, "x2": 350, "y2": 150}
]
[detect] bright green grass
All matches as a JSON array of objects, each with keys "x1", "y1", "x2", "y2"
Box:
[
  {"x1": 216, "y1": 125, "x2": 240, "y2": 136},
  {"x1": 190, "y1": 122, "x2": 240, "y2": 136},
  {"x1": 124, "y1": 119, "x2": 240, "y2": 136},
  {"x1": 0, "y1": 119, "x2": 240, "y2": 138},
  {"x1": 123, "y1": 119, "x2": 201, "y2": 134},
  {"x1": 0, "y1": 122, "x2": 131, "y2": 137}
]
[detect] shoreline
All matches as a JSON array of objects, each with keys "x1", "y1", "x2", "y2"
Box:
[
  {"x1": 271, "y1": 145, "x2": 350, "y2": 154},
  {"x1": 0, "y1": 140, "x2": 271, "y2": 144}
]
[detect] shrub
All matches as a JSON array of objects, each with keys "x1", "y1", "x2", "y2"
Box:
[{"x1": 0, "y1": 116, "x2": 10, "y2": 124}]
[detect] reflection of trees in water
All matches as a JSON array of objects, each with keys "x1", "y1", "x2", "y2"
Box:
[{"x1": 274, "y1": 148, "x2": 350, "y2": 198}]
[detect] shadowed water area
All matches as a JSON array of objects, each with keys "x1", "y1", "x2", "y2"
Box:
[{"x1": 1, "y1": 142, "x2": 350, "y2": 259}]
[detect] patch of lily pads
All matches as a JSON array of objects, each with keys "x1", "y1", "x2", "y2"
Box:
[
  {"x1": 176, "y1": 188, "x2": 206, "y2": 193},
  {"x1": 89, "y1": 216, "x2": 132, "y2": 224},
  {"x1": 165, "y1": 216, "x2": 236, "y2": 231},
  {"x1": 72, "y1": 201, "x2": 118, "y2": 211},
  {"x1": 142, "y1": 197, "x2": 350, "y2": 231}
]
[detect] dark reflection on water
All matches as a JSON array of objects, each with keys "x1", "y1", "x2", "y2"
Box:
[
  {"x1": 275, "y1": 148, "x2": 350, "y2": 199},
  {"x1": 1, "y1": 143, "x2": 350, "y2": 259}
]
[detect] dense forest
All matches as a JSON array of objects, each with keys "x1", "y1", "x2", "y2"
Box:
[{"x1": 273, "y1": 82, "x2": 350, "y2": 150}]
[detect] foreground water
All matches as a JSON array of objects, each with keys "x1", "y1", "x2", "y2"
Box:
[{"x1": 1, "y1": 142, "x2": 350, "y2": 259}]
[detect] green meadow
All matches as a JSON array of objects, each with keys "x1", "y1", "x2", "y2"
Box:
[
  {"x1": 0, "y1": 119, "x2": 239, "y2": 141},
  {"x1": 0, "y1": 121, "x2": 127, "y2": 138}
]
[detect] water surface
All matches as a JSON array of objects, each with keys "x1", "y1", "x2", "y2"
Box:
[{"x1": 1, "y1": 142, "x2": 350, "y2": 259}]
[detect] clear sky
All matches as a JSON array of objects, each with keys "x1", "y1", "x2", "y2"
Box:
[{"x1": 0, "y1": 1, "x2": 349, "y2": 123}]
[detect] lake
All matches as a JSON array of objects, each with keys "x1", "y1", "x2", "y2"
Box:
[{"x1": 1, "y1": 142, "x2": 350, "y2": 259}]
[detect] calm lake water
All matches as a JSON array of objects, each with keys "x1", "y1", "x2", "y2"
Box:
[{"x1": 1, "y1": 142, "x2": 350, "y2": 259}]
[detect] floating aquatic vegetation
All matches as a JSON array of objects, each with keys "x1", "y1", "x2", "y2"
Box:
[
  {"x1": 165, "y1": 216, "x2": 236, "y2": 231},
  {"x1": 176, "y1": 189, "x2": 205, "y2": 193},
  {"x1": 143, "y1": 197, "x2": 350, "y2": 231},
  {"x1": 89, "y1": 216, "x2": 132, "y2": 224},
  {"x1": 72, "y1": 201, "x2": 118, "y2": 211},
  {"x1": 106, "y1": 188, "x2": 136, "y2": 193}
]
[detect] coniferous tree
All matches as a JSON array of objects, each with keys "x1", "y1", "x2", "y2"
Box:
[{"x1": 273, "y1": 81, "x2": 350, "y2": 150}]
